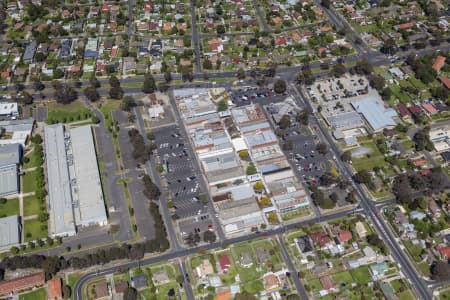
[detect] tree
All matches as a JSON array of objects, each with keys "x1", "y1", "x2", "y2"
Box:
[
  {"x1": 89, "y1": 75, "x2": 101, "y2": 88},
  {"x1": 274, "y1": 79, "x2": 287, "y2": 94},
  {"x1": 316, "y1": 143, "x2": 328, "y2": 155},
  {"x1": 341, "y1": 150, "x2": 352, "y2": 162},
  {"x1": 268, "y1": 212, "x2": 278, "y2": 224},
  {"x1": 431, "y1": 86, "x2": 449, "y2": 101},
  {"x1": 164, "y1": 71, "x2": 172, "y2": 83},
  {"x1": 287, "y1": 294, "x2": 301, "y2": 300},
  {"x1": 296, "y1": 108, "x2": 311, "y2": 126},
  {"x1": 260, "y1": 196, "x2": 271, "y2": 206},
  {"x1": 16, "y1": 91, "x2": 33, "y2": 105},
  {"x1": 109, "y1": 75, "x2": 121, "y2": 88},
  {"x1": 109, "y1": 86, "x2": 124, "y2": 100},
  {"x1": 63, "y1": 285, "x2": 71, "y2": 299},
  {"x1": 142, "y1": 73, "x2": 156, "y2": 94},
  {"x1": 431, "y1": 261, "x2": 450, "y2": 281},
  {"x1": 10, "y1": 246, "x2": 19, "y2": 254},
  {"x1": 331, "y1": 64, "x2": 346, "y2": 77},
  {"x1": 354, "y1": 170, "x2": 374, "y2": 190},
  {"x1": 83, "y1": 87, "x2": 100, "y2": 102},
  {"x1": 368, "y1": 74, "x2": 385, "y2": 91},
  {"x1": 413, "y1": 128, "x2": 433, "y2": 151},
  {"x1": 321, "y1": 0, "x2": 330, "y2": 8},
  {"x1": 123, "y1": 287, "x2": 138, "y2": 300},
  {"x1": 216, "y1": 24, "x2": 226, "y2": 35},
  {"x1": 239, "y1": 150, "x2": 249, "y2": 160},
  {"x1": 279, "y1": 115, "x2": 291, "y2": 129},
  {"x1": 237, "y1": 68, "x2": 245, "y2": 80},
  {"x1": 52, "y1": 82, "x2": 78, "y2": 104},
  {"x1": 202, "y1": 59, "x2": 213, "y2": 70},
  {"x1": 253, "y1": 181, "x2": 264, "y2": 192},
  {"x1": 121, "y1": 96, "x2": 135, "y2": 112},
  {"x1": 203, "y1": 230, "x2": 216, "y2": 243},
  {"x1": 217, "y1": 99, "x2": 228, "y2": 112},
  {"x1": 246, "y1": 163, "x2": 257, "y2": 175}
]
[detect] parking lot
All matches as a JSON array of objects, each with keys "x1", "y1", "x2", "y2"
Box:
[
  {"x1": 153, "y1": 125, "x2": 213, "y2": 224},
  {"x1": 230, "y1": 86, "x2": 288, "y2": 107}
]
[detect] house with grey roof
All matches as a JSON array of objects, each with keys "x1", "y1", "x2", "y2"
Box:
[{"x1": 23, "y1": 41, "x2": 37, "y2": 62}]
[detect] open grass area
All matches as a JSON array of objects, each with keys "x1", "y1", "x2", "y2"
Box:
[
  {"x1": 19, "y1": 287, "x2": 46, "y2": 300},
  {"x1": 99, "y1": 100, "x2": 121, "y2": 118},
  {"x1": 23, "y1": 195, "x2": 41, "y2": 216},
  {"x1": 0, "y1": 198, "x2": 19, "y2": 217},
  {"x1": 349, "y1": 266, "x2": 371, "y2": 285},
  {"x1": 24, "y1": 218, "x2": 47, "y2": 242},
  {"x1": 332, "y1": 271, "x2": 354, "y2": 285},
  {"x1": 46, "y1": 101, "x2": 93, "y2": 124},
  {"x1": 352, "y1": 142, "x2": 387, "y2": 172},
  {"x1": 67, "y1": 273, "x2": 83, "y2": 300},
  {"x1": 241, "y1": 279, "x2": 264, "y2": 294},
  {"x1": 23, "y1": 147, "x2": 43, "y2": 169},
  {"x1": 22, "y1": 170, "x2": 37, "y2": 193}
]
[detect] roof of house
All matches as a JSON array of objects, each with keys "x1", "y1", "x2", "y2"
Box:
[
  {"x1": 409, "y1": 105, "x2": 422, "y2": 114},
  {"x1": 338, "y1": 230, "x2": 353, "y2": 243},
  {"x1": 423, "y1": 103, "x2": 438, "y2": 115},
  {"x1": 295, "y1": 235, "x2": 313, "y2": 253},
  {"x1": 432, "y1": 55, "x2": 446, "y2": 73},
  {"x1": 48, "y1": 277, "x2": 63, "y2": 300},
  {"x1": 438, "y1": 76, "x2": 450, "y2": 89},
  {"x1": 131, "y1": 274, "x2": 148, "y2": 289},
  {"x1": 94, "y1": 282, "x2": 109, "y2": 298},
  {"x1": 219, "y1": 254, "x2": 231, "y2": 270},
  {"x1": 0, "y1": 272, "x2": 45, "y2": 295},
  {"x1": 397, "y1": 104, "x2": 412, "y2": 117},
  {"x1": 319, "y1": 275, "x2": 336, "y2": 290},
  {"x1": 263, "y1": 273, "x2": 280, "y2": 289},
  {"x1": 115, "y1": 281, "x2": 128, "y2": 293},
  {"x1": 441, "y1": 151, "x2": 450, "y2": 161},
  {"x1": 310, "y1": 231, "x2": 331, "y2": 248},
  {"x1": 437, "y1": 245, "x2": 450, "y2": 258},
  {"x1": 214, "y1": 290, "x2": 231, "y2": 300}
]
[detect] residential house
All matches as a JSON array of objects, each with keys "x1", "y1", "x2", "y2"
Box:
[
  {"x1": 94, "y1": 283, "x2": 109, "y2": 299},
  {"x1": 219, "y1": 254, "x2": 231, "y2": 273},
  {"x1": 428, "y1": 199, "x2": 441, "y2": 218},
  {"x1": 208, "y1": 275, "x2": 222, "y2": 288},
  {"x1": 114, "y1": 282, "x2": 128, "y2": 294},
  {"x1": 214, "y1": 290, "x2": 231, "y2": 300},
  {"x1": 295, "y1": 235, "x2": 313, "y2": 254},
  {"x1": 369, "y1": 262, "x2": 388, "y2": 280},
  {"x1": 196, "y1": 259, "x2": 214, "y2": 279},
  {"x1": 310, "y1": 231, "x2": 331, "y2": 250},
  {"x1": 319, "y1": 275, "x2": 337, "y2": 292},
  {"x1": 255, "y1": 247, "x2": 271, "y2": 264},
  {"x1": 338, "y1": 230, "x2": 352, "y2": 244},
  {"x1": 397, "y1": 104, "x2": 412, "y2": 122},
  {"x1": 152, "y1": 270, "x2": 170, "y2": 285},
  {"x1": 240, "y1": 252, "x2": 253, "y2": 268},
  {"x1": 380, "y1": 282, "x2": 398, "y2": 300},
  {"x1": 263, "y1": 273, "x2": 280, "y2": 292},
  {"x1": 355, "y1": 221, "x2": 367, "y2": 238},
  {"x1": 436, "y1": 245, "x2": 450, "y2": 259},
  {"x1": 422, "y1": 103, "x2": 438, "y2": 115},
  {"x1": 433, "y1": 55, "x2": 446, "y2": 74},
  {"x1": 48, "y1": 277, "x2": 62, "y2": 300},
  {"x1": 131, "y1": 274, "x2": 148, "y2": 290}
]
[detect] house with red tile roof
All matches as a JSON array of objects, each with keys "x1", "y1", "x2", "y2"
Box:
[
  {"x1": 408, "y1": 105, "x2": 422, "y2": 116},
  {"x1": 219, "y1": 254, "x2": 231, "y2": 273},
  {"x1": 397, "y1": 104, "x2": 412, "y2": 120},
  {"x1": 422, "y1": 103, "x2": 438, "y2": 115},
  {"x1": 436, "y1": 245, "x2": 450, "y2": 259},
  {"x1": 438, "y1": 76, "x2": 450, "y2": 90},
  {"x1": 310, "y1": 232, "x2": 331, "y2": 249},
  {"x1": 338, "y1": 230, "x2": 352, "y2": 243},
  {"x1": 48, "y1": 277, "x2": 63, "y2": 300},
  {"x1": 0, "y1": 272, "x2": 45, "y2": 296},
  {"x1": 432, "y1": 55, "x2": 446, "y2": 73},
  {"x1": 320, "y1": 275, "x2": 337, "y2": 291},
  {"x1": 214, "y1": 290, "x2": 231, "y2": 300},
  {"x1": 413, "y1": 158, "x2": 426, "y2": 167}
]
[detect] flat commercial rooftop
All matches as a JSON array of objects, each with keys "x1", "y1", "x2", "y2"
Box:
[
  {"x1": 352, "y1": 97, "x2": 397, "y2": 131},
  {"x1": 45, "y1": 124, "x2": 76, "y2": 237},
  {"x1": 0, "y1": 144, "x2": 20, "y2": 196},
  {"x1": 69, "y1": 125, "x2": 107, "y2": 227},
  {"x1": 0, "y1": 215, "x2": 20, "y2": 249}
]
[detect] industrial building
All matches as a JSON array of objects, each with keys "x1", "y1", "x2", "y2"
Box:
[
  {"x1": 0, "y1": 215, "x2": 21, "y2": 250},
  {"x1": 69, "y1": 125, "x2": 107, "y2": 227},
  {"x1": 0, "y1": 143, "x2": 21, "y2": 196},
  {"x1": 44, "y1": 124, "x2": 107, "y2": 237},
  {"x1": 0, "y1": 118, "x2": 34, "y2": 146},
  {"x1": 45, "y1": 124, "x2": 76, "y2": 237}
]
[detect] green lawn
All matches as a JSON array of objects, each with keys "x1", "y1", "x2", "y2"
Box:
[
  {"x1": 24, "y1": 218, "x2": 47, "y2": 242},
  {"x1": 67, "y1": 273, "x2": 82, "y2": 300},
  {"x1": 155, "y1": 282, "x2": 179, "y2": 300},
  {"x1": 352, "y1": 142, "x2": 387, "y2": 172},
  {"x1": 19, "y1": 288, "x2": 46, "y2": 300},
  {"x1": 308, "y1": 278, "x2": 322, "y2": 292},
  {"x1": 22, "y1": 170, "x2": 37, "y2": 193},
  {"x1": 332, "y1": 271, "x2": 354, "y2": 286},
  {"x1": 399, "y1": 290, "x2": 415, "y2": 300},
  {"x1": 23, "y1": 195, "x2": 41, "y2": 216},
  {"x1": 241, "y1": 279, "x2": 264, "y2": 294},
  {"x1": 349, "y1": 266, "x2": 371, "y2": 284},
  {"x1": 24, "y1": 146, "x2": 43, "y2": 169},
  {"x1": 46, "y1": 101, "x2": 93, "y2": 124},
  {"x1": 0, "y1": 198, "x2": 19, "y2": 217}
]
